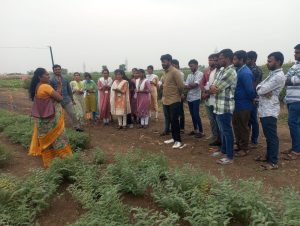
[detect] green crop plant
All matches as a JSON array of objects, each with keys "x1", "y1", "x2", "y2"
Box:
[{"x1": 0, "y1": 144, "x2": 12, "y2": 166}]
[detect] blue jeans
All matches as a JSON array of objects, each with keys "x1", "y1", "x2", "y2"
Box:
[
  {"x1": 205, "y1": 105, "x2": 220, "y2": 142},
  {"x1": 248, "y1": 104, "x2": 259, "y2": 144},
  {"x1": 163, "y1": 104, "x2": 171, "y2": 133},
  {"x1": 216, "y1": 113, "x2": 234, "y2": 159},
  {"x1": 260, "y1": 117, "x2": 279, "y2": 164},
  {"x1": 188, "y1": 99, "x2": 203, "y2": 132},
  {"x1": 288, "y1": 102, "x2": 300, "y2": 153}
]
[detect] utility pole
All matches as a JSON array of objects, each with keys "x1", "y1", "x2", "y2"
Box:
[{"x1": 48, "y1": 46, "x2": 54, "y2": 66}]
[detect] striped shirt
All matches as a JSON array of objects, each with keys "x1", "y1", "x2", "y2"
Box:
[
  {"x1": 285, "y1": 61, "x2": 300, "y2": 104},
  {"x1": 257, "y1": 68, "x2": 286, "y2": 118},
  {"x1": 212, "y1": 65, "x2": 237, "y2": 115}
]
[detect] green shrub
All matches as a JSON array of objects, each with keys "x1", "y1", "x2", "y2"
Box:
[
  {"x1": 0, "y1": 144, "x2": 12, "y2": 166},
  {"x1": 107, "y1": 150, "x2": 168, "y2": 195},
  {"x1": 91, "y1": 147, "x2": 106, "y2": 165}
]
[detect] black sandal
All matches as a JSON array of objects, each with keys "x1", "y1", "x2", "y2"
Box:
[
  {"x1": 260, "y1": 163, "x2": 279, "y2": 170},
  {"x1": 284, "y1": 152, "x2": 300, "y2": 161}
]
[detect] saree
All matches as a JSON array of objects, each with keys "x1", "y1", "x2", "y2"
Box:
[
  {"x1": 70, "y1": 80, "x2": 85, "y2": 121},
  {"x1": 110, "y1": 80, "x2": 131, "y2": 116},
  {"x1": 29, "y1": 84, "x2": 72, "y2": 167},
  {"x1": 98, "y1": 77, "x2": 113, "y2": 119},
  {"x1": 146, "y1": 74, "x2": 159, "y2": 111}
]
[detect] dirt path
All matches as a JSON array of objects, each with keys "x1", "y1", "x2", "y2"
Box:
[{"x1": 0, "y1": 88, "x2": 299, "y2": 191}]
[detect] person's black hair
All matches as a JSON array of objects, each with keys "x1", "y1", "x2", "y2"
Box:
[
  {"x1": 73, "y1": 72, "x2": 80, "y2": 76},
  {"x1": 84, "y1": 72, "x2": 92, "y2": 79},
  {"x1": 138, "y1": 69, "x2": 146, "y2": 78},
  {"x1": 114, "y1": 69, "x2": 125, "y2": 76},
  {"x1": 138, "y1": 69, "x2": 145, "y2": 74},
  {"x1": 233, "y1": 50, "x2": 247, "y2": 62},
  {"x1": 268, "y1": 52, "x2": 284, "y2": 66},
  {"x1": 29, "y1": 68, "x2": 47, "y2": 101},
  {"x1": 147, "y1": 65, "x2": 154, "y2": 70},
  {"x1": 188, "y1": 59, "x2": 198, "y2": 65},
  {"x1": 52, "y1": 64, "x2": 61, "y2": 70},
  {"x1": 246, "y1": 51, "x2": 257, "y2": 61},
  {"x1": 102, "y1": 68, "x2": 109, "y2": 74},
  {"x1": 160, "y1": 54, "x2": 172, "y2": 62},
  {"x1": 294, "y1": 44, "x2": 300, "y2": 50},
  {"x1": 171, "y1": 59, "x2": 179, "y2": 67},
  {"x1": 219, "y1": 49, "x2": 234, "y2": 60},
  {"x1": 208, "y1": 53, "x2": 218, "y2": 59}
]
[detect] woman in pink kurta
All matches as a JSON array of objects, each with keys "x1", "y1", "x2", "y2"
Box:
[
  {"x1": 136, "y1": 69, "x2": 151, "y2": 128},
  {"x1": 98, "y1": 69, "x2": 113, "y2": 125}
]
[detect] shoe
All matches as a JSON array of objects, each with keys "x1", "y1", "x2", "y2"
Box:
[
  {"x1": 164, "y1": 139, "x2": 174, "y2": 144},
  {"x1": 211, "y1": 151, "x2": 222, "y2": 157},
  {"x1": 172, "y1": 142, "x2": 182, "y2": 149},
  {"x1": 217, "y1": 157, "x2": 233, "y2": 165},
  {"x1": 195, "y1": 132, "x2": 205, "y2": 138},
  {"x1": 76, "y1": 128, "x2": 84, "y2": 132},
  {"x1": 209, "y1": 140, "x2": 222, "y2": 146}
]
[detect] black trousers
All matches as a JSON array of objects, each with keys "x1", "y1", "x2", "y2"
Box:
[
  {"x1": 179, "y1": 100, "x2": 185, "y2": 130},
  {"x1": 165, "y1": 102, "x2": 181, "y2": 142}
]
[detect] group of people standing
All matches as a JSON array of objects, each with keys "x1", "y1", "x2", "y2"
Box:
[
  {"x1": 162, "y1": 44, "x2": 300, "y2": 170},
  {"x1": 28, "y1": 44, "x2": 300, "y2": 170},
  {"x1": 47, "y1": 65, "x2": 161, "y2": 130}
]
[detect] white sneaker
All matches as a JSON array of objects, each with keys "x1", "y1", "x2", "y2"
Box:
[
  {"x1": 172, "y1": 142, "x2": 182, "y2": 149},
  {"x1": 164, "y1": 139, "x2": 174, "y2": 144},
  {"x1": 211, "y1": 151, "x2": 221, "y2": 157}
]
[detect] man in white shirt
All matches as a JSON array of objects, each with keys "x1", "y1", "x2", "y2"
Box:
[
  {"x1": 201, "y1": 54, "x2": 221, "y2": 146},
  {"x1": 185, "y1": 59, "x2": 204, "y2": 138},
  {"x1": 256, "y1": 52, "x2": 286, "y2": 170}
]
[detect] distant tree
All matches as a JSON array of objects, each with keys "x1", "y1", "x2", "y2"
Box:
[
  {"x1": 102, "y1": 65, "x2": 108, "y2": 70},
  {"x1": 119, "y1": 64, "x2": 126, "y2": 71},
  {"x1": 61, "y1": 68, "x2": 68, "y2": 75}
]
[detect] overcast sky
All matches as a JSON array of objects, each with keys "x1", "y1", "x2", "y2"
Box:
[{"x1": 0, "y1": 0, "x2": 299, "y2": 73}]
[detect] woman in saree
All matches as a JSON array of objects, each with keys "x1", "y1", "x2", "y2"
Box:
[
  {"x1": 29, "y1": 68, "x2": 72, "y2": 167},
  {"x1": 110, "y1": 69, "x2": 131, "y2": 129},
  {"x1": 70, "y1": 72, "x2": 85, "y2": 125},
  {"x1": 146, "y1": 65, "x2": 159, "y2": 120},
  {"x1": 98, "y1": 69, "x2": 113, "y2": 125},
  {"x1": 136, "y1": 69, "x2": 151, "y2": 128},
  {"x1": 83, "y1": 72, "x2": 98, "y2": 123}
]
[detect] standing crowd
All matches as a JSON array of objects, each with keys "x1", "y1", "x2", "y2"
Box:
[{"x1": 28, "y1": 44, "x2": 300, "y2": 169}]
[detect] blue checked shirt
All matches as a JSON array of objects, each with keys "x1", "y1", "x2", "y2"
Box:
[{"x1": 212, "y1": 65, "x2": 237, "y2": 115}]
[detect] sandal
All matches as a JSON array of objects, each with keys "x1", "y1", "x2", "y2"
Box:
[
  {"x1": 284, "y1": 152, "x2": 300, "y2": 161},
  {"x1": 254, "y1": 155, "x2": 267, "y2": 162},
  {"x1": 217, "y1": 157, "x2": 233, "y2": 165},
  {"x1": 260, "y1": 163, "x2": 278, "y2": 170},
  {"x1": 235, "y1": 150, "x2": 248, "y2": 157}
]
